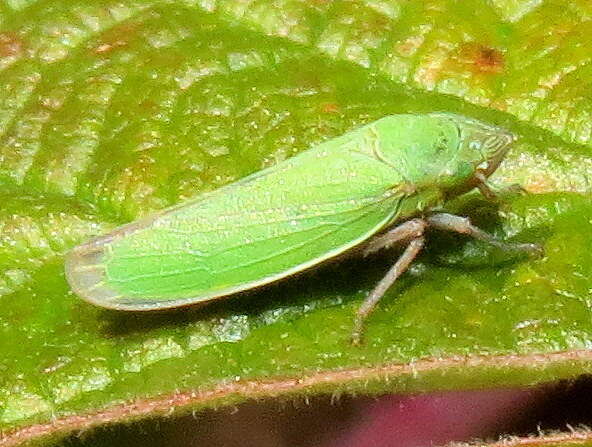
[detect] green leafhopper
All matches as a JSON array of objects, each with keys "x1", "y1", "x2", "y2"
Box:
[{"x1": 65, "y1": 112, "x2": 539, "y2": 343}]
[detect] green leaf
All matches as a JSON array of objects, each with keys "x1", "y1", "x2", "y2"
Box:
[{"x1": 1, "y1": 0, "x2": 591, "y2": 445}]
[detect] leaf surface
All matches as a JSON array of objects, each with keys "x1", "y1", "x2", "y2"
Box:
[{"x1": 1, "y1": 1, "x2": 592, "y2": 445}]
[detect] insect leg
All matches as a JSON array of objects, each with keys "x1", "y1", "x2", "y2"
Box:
[
  {"x1": 363, "y1": 218, "x2": 427, "y2": 256},
  {"x1": 352, "y1": 235, "x2": 425, "y2": 345},
  {"x1": 474, "y1": 171, "x2": 498, "y2": 200},
  {"x1": 426, "y1": 213, "x2": 542, "y2": 255},
  {"x1": 475, "y1": 173, "x2": 526, "y2": 199}
]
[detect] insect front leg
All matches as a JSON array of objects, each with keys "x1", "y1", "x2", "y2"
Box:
[
  {"x1": 426, "y1": 213, "x2": 543, "y2": 255},
  {"x1": 474, "y1": 171, "x2": 498, "y2": 200},
  {"x1": 352, "y1": 220, "x2": 427, "y2": 345},
  {"x1": 474, "y1": 172, "x2": 526, "y2": 200}
]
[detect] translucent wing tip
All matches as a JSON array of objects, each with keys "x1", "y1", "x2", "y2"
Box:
[
  {"x1": 65, "y1": 238, "x2": 201, "y2": 311},
  {"x1": 64, "y1": 241, "x2": 125, "y2": 309}
]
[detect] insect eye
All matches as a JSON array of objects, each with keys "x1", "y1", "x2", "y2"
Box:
[{"x1": 469, "y1": 140, "x2": 482, "y2": 151}]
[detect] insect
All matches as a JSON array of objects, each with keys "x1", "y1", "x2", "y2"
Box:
[{"x1": 65, "y1": 112, "x2": 540, "y2": 344}]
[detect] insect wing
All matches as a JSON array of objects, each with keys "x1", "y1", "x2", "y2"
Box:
[{"x1": 66, "y1": 120, "x2": 408, "y2": 309}]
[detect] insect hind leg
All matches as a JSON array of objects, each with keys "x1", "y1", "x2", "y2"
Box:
[
  {"x1": 352, "y1": 220, "x2": 427, "y2": 345},
  {"x1": 351, "y1": 212, "x2": 542, "y2": 344},
  {"x1": 362, "y1": 218, "x2": 426, "y2": 256}
]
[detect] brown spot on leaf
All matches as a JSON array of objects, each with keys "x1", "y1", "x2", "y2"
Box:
[
  {"x1": 460, "y1": 43, "x2": 505, "y2": 75},
  {"x1": 139, "y1": 99, "x2": 159, "y2": 114},
  {"x1": 92, "y1": 22, "x2": 139, "y2": 55},
  {"x1": 320, "y1": 103, "x2": 340, "y2": 114},
  {"x1": 0, "y1": 32, "x2": 24, "y2": 58},
  {"x1": 365, "y1": 13, "x2": 390, "y2": 31}
]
